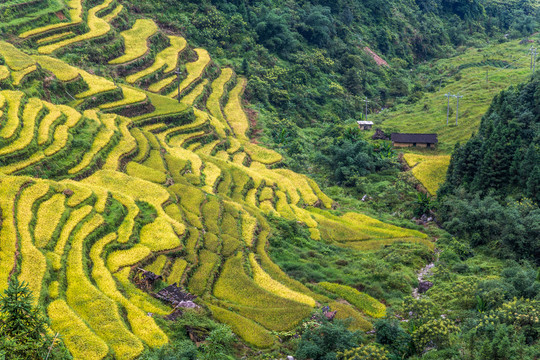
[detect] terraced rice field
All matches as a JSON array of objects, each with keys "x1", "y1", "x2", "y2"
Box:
[
  {"x1": 403, "y1": 153, "x2": 451, "y2": 195},
  {"x1": 0, "y1": 2, "x2": 436, "y2": 357}
]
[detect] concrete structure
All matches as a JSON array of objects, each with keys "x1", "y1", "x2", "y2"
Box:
[
  {"x1": 357, "y1": 121, "x2": 373, "y2": 130},
  {"x1": 391, "y1": 133, "x2": 438, "y2": 148}
]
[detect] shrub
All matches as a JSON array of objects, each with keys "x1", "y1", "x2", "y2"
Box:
[
  {"x1": 338, "y1": 344, "x2": 389, "y2": 360},
  {"x1": 412, "y1": 318, "x2": 458, "y2": 353},
  {"x1": 295, "y1": 315, "x2": 363, "y2": 360}
]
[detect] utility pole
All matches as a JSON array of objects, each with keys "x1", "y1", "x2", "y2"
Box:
[
  {"x1": 174, "y1": 67, "x2": 182, "y2": 103},
  {"x1": 444, "y1": 93, "x2": 452, "y2": 126},
  {"x1": 362, "y1": 97, "x2": 370, "y2": 121},
  {"x1": 486, "y1": 68, "x2": 489, "y2": 89},
  {"x1": 530, "y1": 47, "x2": 537, "y2": 74},
  {"x1": 452, "y1": 93, "x2": 463, "y2": 126}
]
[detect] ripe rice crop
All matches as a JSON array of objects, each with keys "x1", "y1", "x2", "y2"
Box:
[
  {"x1": 227, "y1": 137, "x2": 242, "y2": 154},
  {"x1": 197, "y1": 140, "x2": 221, "y2": 157},
  {"x1": 38, "y1": 0, "x2": 115, "y2": 54},
  {"x1": 19, "y1": 0, "x2": 83, "y2": 38},
  {"x1": 99, "y1": 86, "x2": 147, "y2": 110},
  {"x1": 220, "y1": 212, "x2": 239, "y2": 238},
  {"x1": 76, "y1": 71, "x2": 117, "y2": 99},
  {"x1": 33, "y1": 55, "x2": 79, "y2": 81},
  {"x1": 127, "y1": 36, "x2": 187, "y2": 83},
  {"x1": 258, "y1": 187, "x2": 274, "y2": 202},
  {"x1": 101, "y1": 4, "x2": 123, "y2": 22},
  {"x1": 290, "y1": 205, "x2": 318, "y2": 228},
  {"x1": 48, "y1": 281, "x2": 60, "y2": 299},
  {"x1": 202, "y1": 198, "x2": 220, "y2": 234},
  {"x1": 224, "y1": 78, "x2": 249, "y2": 141},
  {"x1": 51, "y1": 205, "x2": 93, "y2": 270},
  {"x1": 109, "y1": 19, "x2": 159, "y2": 65},
  {"x1": 233, "y1": 152, "x2": 247, "y2": 165},
  {"x1": 0, "y1": 97, "x2": 42, "y2": 156},
  {"x1": 208, "y1": 305, "x2": 274, "y2": 348},
  {"x1": 167, "y1": 48, "x2": 211, "y2": 98},
  {"x1": 34, "y1": 193, "x2": 65, "y2": 248},
  {"x1": 139, "y1": 217, "x2": 181, "y2": 252},
  {"x1": 132, "y1": 129, "x2": 150, "y2": 162},
  {"x1": 148, "y1": 75, "x2": 176, "y2": 93},
  {"x1": 1, "y1": 91, "x2": 23, "y2": 139},
  {"x1": 342, "y1": 237, "x2": 435, "y2": 251},
  {"x1": 36, "y1": 31, "x2": 74, "y2": 45},
  {"x1": 241, "y1": 213, "x2": 257, "y2": 246},
  {"x1": 249, "y1": 253, "x2": 316, "y2": 307},
  {"x1": 107, "y1": 244, "x2": 151, "y2": 273},
  {"x1": 306, "y1": 178, "x2": 333, "y2": 209},
  {"x1": 309, "y1": 228, "x2": 321, "y2": 240},
  {"x1": 0, "y1": 176, "x2": 27, "y2": 293},
  {"x1": 0, "y1": 66, "x2": 10, "y2": 81},
  {"x1": 202, "y1": 161, "x2": 221, "y2": 193},
  {"x1": 89, "y1": 234, "x2": 169, "y2": 348},
  {"x1": 221, "y1": 234, "x2": 241, "y2": 257},
  {"x1": 329, "y1": 301, "x2": 373, "y2": 331},
  {"x1": 167, "y1": 258, "x2": 187, "y2": 284},
  {"x1": 207, "y1": 114, "x2": 229, "y2": 138},
  {"x1": 403, "y1": 153, "x2": 451, "y2": 195},
  {"x1": 145, "y1": 255, "x2": 167, "y2": 275},
  {"x1": 259, "y1": 200, "x2": 277, "y2": 215},
  {"x1": 37, "y1": 102, "x2": 63, "y2": 145},
  {"x1": 184, "y1": 228, "x2": 200, "y2": 263},
  {"x1": 274, "y1": 169, "x2": 319, "y2": 205},
  {"x1": 68, "y1": 127, "x2": 115, "y2": 174},
  {"x1": 64, "y1": 184, "x2": 93, "y2": 207},
  {"x1": 66, "y1": 213, "x2": 145, "y2": 359},
  {"x1": 275, "y1": 191, "x2": 295, "y2": 220},
  {"x1": 244, "y1": 143, "x2": 282, "y2": 165},
  {"x1": 11, "y1": 65, "x2": 37, "y2": 85},
  {"x1": 47, "y1": 300, "x2": 109, "y2": 360},
  {"x1": 213, "y1": 253, "x2": 305, "y2": 310},
  {"x1": 103, "y1": 116, "x2": 137, "y2": 170},
  {"x1": 113, "y1": 194, "x2": 139, "y2": 243},
  {"x1": 188, "y1": 249, "x2": 219, "y2": 295},
  {"x1": 319, "y1": 282, "x2": 386, "y2": 318},
  {"x1": 170, "y1": 183, "x2": 205, "y2": 216},
  {"x1": 126, "y1": 161, "x2": 167, "y2": 184},
  {"x1": 207, "y1": 68, "x2": 233, "y2": 121},
  {"x1": 204, "y1": 233, "x2": 220, "y2": 253},
  {"x1": 17, "y1": 182, "x2": 50, "y2": 304},
  {"x1": 180, "y1": 79, "x2": 208, "y2": 105},
  {"x1": 142, "y1": 149, "x2": 166, "y2": 172},
  {"x1": 0, "y1": 41, "x2": 35, "y2": 70},
  {"x1": 224, "y1": 302, "x2": 312, "y2": 331}
]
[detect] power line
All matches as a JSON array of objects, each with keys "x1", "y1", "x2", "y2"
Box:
[{"x1": 454, "y1": 51, "x2": 531, "y2": 95}]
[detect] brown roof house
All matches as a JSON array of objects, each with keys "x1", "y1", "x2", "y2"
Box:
[{"x1": 391, "y1": 133, "x2": 438, "y2": 148}]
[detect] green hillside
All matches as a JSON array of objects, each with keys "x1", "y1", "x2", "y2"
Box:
[
  {"x1": 373, "y1": 34, "x2": 540, "y2": 152},
  {"x1": 0, "y1": 0, "x2": 538, "y2": 359}
]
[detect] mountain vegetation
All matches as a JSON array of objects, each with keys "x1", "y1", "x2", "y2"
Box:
[{"x1": 0, "y1": 0, "x2": 538, "y2": 359}]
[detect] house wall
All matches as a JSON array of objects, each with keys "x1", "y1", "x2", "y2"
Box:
[{"x1": 392, "y1": 142, "x2": 434, "y2": 148}]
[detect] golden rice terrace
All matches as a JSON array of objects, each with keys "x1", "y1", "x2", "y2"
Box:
[{"x1": 0, "y1": 1, "x2": 433, "y2": 358}]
